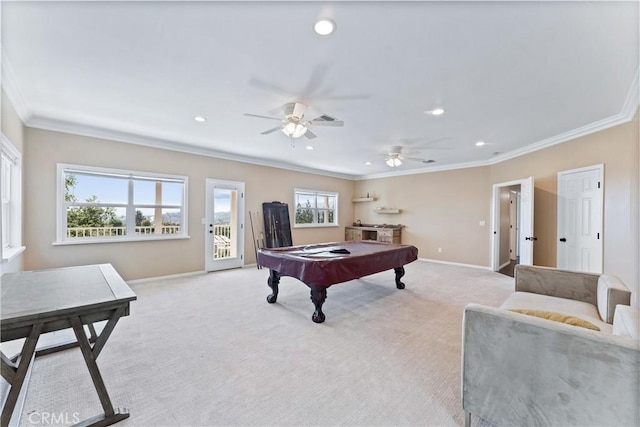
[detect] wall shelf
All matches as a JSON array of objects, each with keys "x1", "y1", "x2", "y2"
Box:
[
  {"x1": 375, "y1": 208, "x2": 401, "y2": 214},
  {"x1": 352, "y1": 197, "x2": 376, "y2": 202}
]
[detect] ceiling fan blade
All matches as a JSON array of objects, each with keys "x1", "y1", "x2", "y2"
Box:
[
  {"x1": 309, "y1": 120, "x2": 344, "y2": 127},
  {"x1": 304, "y1": 129, "x2": 317, "y2": 139},
  {"x1": 244, "y1": 113, "x2": 283, "y2": 121},
  {"x1": 247, "y1": 77, "x2": 291, "y2": 96},
  {"x1": 261, "y1": 126, "x2": 284, "y2": 135},
  {"x1": 400, "y1": 136, "x2": 453, "y2": 148}
]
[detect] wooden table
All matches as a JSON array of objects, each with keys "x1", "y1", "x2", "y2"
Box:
[
  {"x1": 258, "y1": 241, "x2": 418, "y2": 323},
  {"x1": 0, "y1": 264, "x2": 136, "y2": 427}
]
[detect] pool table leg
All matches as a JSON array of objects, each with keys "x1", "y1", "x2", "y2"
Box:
[
  {"x1": 266, "y1": 269, "x2": 281, "y2": 303},
  {"x1": 394, "y1": 266, "x2": 406, "y2": 289},
  {"x1": 310, "y1": 286, "x2": 327, "y2": 323}
]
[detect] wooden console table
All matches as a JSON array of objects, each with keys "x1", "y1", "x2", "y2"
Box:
[
  {"x1": 0, "y1": 264, "x2": 136, "y2": 427},
  {"x1": 345, "y1": 224, "x2": 402, "y2": 244}
]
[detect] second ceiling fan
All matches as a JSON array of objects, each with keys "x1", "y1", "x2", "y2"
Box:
[{"x1": 244, "y1": 102, "x2": 344, "y2": 140}]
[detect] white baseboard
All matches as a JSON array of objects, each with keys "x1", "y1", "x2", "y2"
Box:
[
  {"x1": 418, "y1": 258, "x2": 492, "y2": 271},
  {"x1": 127, "y1": 263, "x2": 267, "y2": 284},
  {"x1": 499, "y1": 261, "x2": 511, "y2": 270},
  {"x1": 127, "y1": 270, "x2": 205, "y2": 285}
]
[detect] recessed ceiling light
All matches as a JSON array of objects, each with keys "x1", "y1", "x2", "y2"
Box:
[
  {"x1": 426, "y1": 108, "x2": 445, "y2": 116},
  {"x1": 475, "y1": 141, "x2": 486, "y2": 147},
  {"x1": 305, "y1": 145, "x2": 314, "y2": 150},
  {"x1": 314, "y1": 18, "x2": 336, "y2": 36},
  {"x1": 194, "y1": 116, "x2": 207, "y2": 122},
  {"x1": 364, "y1": 161, "x2": 372, "y2": 165}
]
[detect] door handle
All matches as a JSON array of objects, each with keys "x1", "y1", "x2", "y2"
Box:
[
  {"x1": 525, "y1": 236, "x2": 538, "y2": 241},
  {"x1": 559, "y1": 238, "x2": 567, "y2": 242}
]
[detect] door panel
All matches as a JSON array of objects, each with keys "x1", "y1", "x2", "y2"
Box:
[
  {"x1": 557, "y1": 165, "x2": 603, "y2": 273},
  {"x1": 205, "y1": 179, "x2": 245, "y2": 272},
  {"x1": 518, "y1": 176, "x2": 534, "y2": 265}
]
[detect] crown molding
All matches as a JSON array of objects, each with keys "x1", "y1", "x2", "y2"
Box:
[
  {"x1": 25, "y1": 115, "x2": 357, "y2": 180},
  {"x1": 5, "y1": 45, "x2": 638, "y2": 182},
  {"x1": 1, "y1": 48, "x2": 31, "y2": 123}
]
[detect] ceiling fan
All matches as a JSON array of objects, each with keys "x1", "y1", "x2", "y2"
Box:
[
  {"x1": 384, "y1": 146, "x2": 435, "y2": 168},
  {"x1": 243, "y1": 102, "x2": 344, "y2": 140}
]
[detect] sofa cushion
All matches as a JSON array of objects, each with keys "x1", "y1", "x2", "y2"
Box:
[
  {"x1": 612, "y1": 305, "x2": 639, "y2": 339},
  {"x1": 597, "y1": 275, "x2": 631, "y2": 324},
  {"x1": 500, "y1": 291, "x2": 612, "y2": 334},
  {"x1": 509, "y1": 309, "x2": 600, "y2": 330}
]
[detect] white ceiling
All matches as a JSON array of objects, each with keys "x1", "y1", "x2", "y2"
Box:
[{"x1": 2, "y1": 1, "x2": 638, "y2": 179}]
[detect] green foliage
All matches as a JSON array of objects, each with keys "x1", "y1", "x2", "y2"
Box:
[
  {"x1": 296, "y1": 201, "x2": 314, "y2": 224},
  {"x1": 65, "y1": 174, "x2": 123, "y2": 236}
]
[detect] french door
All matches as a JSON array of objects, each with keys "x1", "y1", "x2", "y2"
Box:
[{"x1": 205, "y1": 179, "x2": 245, "y2": 272}]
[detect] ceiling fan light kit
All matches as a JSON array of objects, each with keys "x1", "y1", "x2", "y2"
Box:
[
  {"x1": 282, "y1": 122, "x2": 308, "y2": 138},
  {"x1": 244, "y1": 102, "x2": 343, "y2": 141},
  {"x1": 386, "y1": 157, "x2": 403, "y2": 168}
]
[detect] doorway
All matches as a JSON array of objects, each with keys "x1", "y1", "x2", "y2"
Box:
[
  {"x1": 491, "y1": 177, "x2": 535, "y2": 273},
  {"x1": 205, "y1": 179, "x2": 245, "y2": 272}
]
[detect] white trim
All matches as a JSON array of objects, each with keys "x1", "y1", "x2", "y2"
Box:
[
  {"x1": 293, "y1": 188, "x2": 339, "y2": 228},
  {"x1": 620, "y1": 67, "x2": 640, "y2": 120},
  {"x1": 4, "y1": 51, "x2": 638, "y2": 182},
  {"x1": 1, "y1": 245, "x2": 25, "y2": 263},
  {"x1": 0, "y1": 49, "x2": 31, "y2": 123},
  {"x1": 26, "y1": 115, "x2": 356, "y2": 180},
  {"x1": 126, "y1": 270, "x2": 205, "y2": 285},
  {"x1": 56, "y1": 163, "x2": 189, "y2": 244},
  {"x1": 0, "y1": 133, "x2": 23, "y2": 257},
  {"x1": 499, "y1": 261, "x2": 511, "y2": 271},
  {"x1": 417, "y1": 257, "x2": 492, "y2": 271},
  {"x1": 52, "y1": 235, "x2": 190, "y2": 246}
]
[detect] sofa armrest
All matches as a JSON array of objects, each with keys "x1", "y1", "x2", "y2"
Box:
[
  {"x1": 597, "y1": 275, "x2": 631, "y2": 324},
  {"x1": 514, "y1": 265, "x2": 599, "y2": 305},
  {"x1": 462, "y1": 304, "x2": 640, "y2": 426}
]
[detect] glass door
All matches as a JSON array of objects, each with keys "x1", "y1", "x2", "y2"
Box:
[{"x1": 205, "y1": 179, "x2": 245, "y2": 271}]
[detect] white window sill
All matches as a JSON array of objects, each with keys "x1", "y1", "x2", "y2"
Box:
[
  {"x1": 53, "y1": 235, "x2": 190, "y2": 246},
  {"x1": 1, "y1": 246, "x2": 26, "y2": 263},
  {"x1": 293, "y1": 224, "x2": 340, "y2": 229}
]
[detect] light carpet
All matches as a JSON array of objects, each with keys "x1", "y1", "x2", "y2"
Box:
[{"x1": 19, "y1": 261, "x2": 513, "y2": 426}]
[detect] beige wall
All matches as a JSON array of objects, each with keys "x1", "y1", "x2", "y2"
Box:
[
  {"x1": 24, "y1": 128, "x2": 354, "y2": 280},
  {"x1": 354, "y1": 166, "x2": 492, "y2": 266},
  {"x1": 354, "y1": 116, "x2": 638, "y2": 302},
  {"x1": 490, "y1": 117, "x2": 639, "y2": 296},
  {"x1": 0, "y1": 90, "x2": 25, "y2": 273}
]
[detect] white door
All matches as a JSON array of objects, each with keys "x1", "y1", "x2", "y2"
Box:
[
  {"x1": 519, "y1": 176, "x2": 535, "y2": 265},
  {"x1": 205, "y1": 179, "x2": 245, "y2": 272},
  {"x1": 557, "y1": 165, "x2": 603, "y2": 273},
  {"x1": 492, "y1": 177, "x2": 534, "y2": 270}
]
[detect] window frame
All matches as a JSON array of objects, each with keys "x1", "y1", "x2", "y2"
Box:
[
  {"x1": 56, "y1": 163, "x2": 189, "y2": 245},
  {"x1": 1, "y1": 133, "x2": 25, "y2": 263},
  {"x1": 293, "y1": 188, "x2": 339, "y2": 228}
]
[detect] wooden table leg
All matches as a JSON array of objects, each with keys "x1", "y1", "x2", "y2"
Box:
[
  {"x1": 310, "y1": 287, "x2": 327, "y2": 323},
  {"x1": 1, "y1": 323, "x2": 43, "y2": 427},
  {"x1": 266, "y1": 269, "x2": 281, "y2": 303},
  {"x1": 394, "y1": 266, "x2": 406, "y2": 289},
  {"x1": 71, "y1": 316, "x2": 129, "y2": 427}
]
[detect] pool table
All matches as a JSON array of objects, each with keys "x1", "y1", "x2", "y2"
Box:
[{"x1": 257, "y1": 240, "x2": 418, "y2": 323}]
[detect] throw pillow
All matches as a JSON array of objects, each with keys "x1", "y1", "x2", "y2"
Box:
[{"x1": 509, "y1": 309, "x2": 601, "y2": 331}]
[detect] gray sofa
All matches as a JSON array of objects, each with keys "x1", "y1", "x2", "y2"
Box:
[{"x1": 462, "y1": 265, "x2": 639, "y2": 426}]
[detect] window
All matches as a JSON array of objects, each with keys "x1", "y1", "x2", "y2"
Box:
[
  {"x1": 57, "y1": 164, "x2": 188, "y2": 244},
  {"x1": 294, "y1": 188, "x2": 338, "y2": 227},
  {"x1": 1, "y1": 133, "x2": 24, "y2": 262}
]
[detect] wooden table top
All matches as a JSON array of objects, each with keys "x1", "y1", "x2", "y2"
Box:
[{"x1": 1, "y1": 264, "x2": 136, "y2": 335}]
